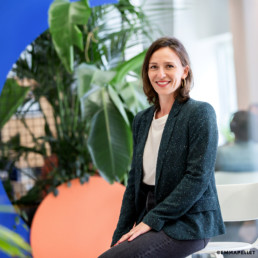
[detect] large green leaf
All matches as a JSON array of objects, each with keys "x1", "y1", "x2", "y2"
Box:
[
  {"x1": 120, "y1": 81, "x2": 149, "y2": 115},
  {"x1": 108, "y1": 85, "x2": 129, "y2": 126},
  {"x1": 48, "y1": 0, "x2": 91, "y2": 72},
  {"x1": 76, "y1": 63, "x2": 116, "y2": 99},
  {"x1": 80, "y1": 87, "x2": 102, "y2": 119},
  {"x1": 110, "y1": 49, "x2": 147, "y2": 88},
  {"x1": 0, "y1": 79, "x2": 29, "y2": 129},
  {"x1": 87, "y1": 90, "x2": 132, "y2": 183}
]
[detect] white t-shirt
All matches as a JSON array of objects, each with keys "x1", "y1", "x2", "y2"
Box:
[{"x1": 142, "y1": 112, "x2": 168, "y2": 185}]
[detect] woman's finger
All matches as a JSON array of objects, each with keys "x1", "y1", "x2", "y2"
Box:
[
  {"x1": 128, "y1": 230, "x2": 141, "y2": 241},
  {"x1": 116, "y1": 232, "x2": 133, "y2": 245},
  {"x1": 128, "y1": 223, "x2": 151, "y2": 242},
  {"x1": 115, "y1": 223, "x2": 151, "y2": 245}
]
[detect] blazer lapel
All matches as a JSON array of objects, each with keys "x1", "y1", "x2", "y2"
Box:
[
  {"x1": 155, "y1": 99, "x2": 184, "y2": 188},
  {"x1": 135, "y1": 106, "x2": 155, "y2": 190}
]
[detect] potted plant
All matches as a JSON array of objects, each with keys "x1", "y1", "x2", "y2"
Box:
[{"x1": 0, "y1": 0, "x2": 170, "y2": 221}]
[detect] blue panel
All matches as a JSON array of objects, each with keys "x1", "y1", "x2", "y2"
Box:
[
  {"x1": 89, "y1": 0, "x2": 118, "y2": 7},
  {"x1": 0, "y1": 0, "x2": 118, "y2": 95},
  {"x1": 0, "y1": 0, "x2": 52, "y2": 95}
]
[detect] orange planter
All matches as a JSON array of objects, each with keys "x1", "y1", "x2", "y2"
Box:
[{"x1": 31, "y1": 176, "x2": 125, "y2": 258}]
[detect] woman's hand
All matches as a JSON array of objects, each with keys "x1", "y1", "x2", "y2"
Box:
[{"x1": 114, "y1": 222, "x2": 151, "y2": 246}]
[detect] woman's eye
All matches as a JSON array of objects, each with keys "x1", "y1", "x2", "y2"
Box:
[
  {"x1": 167, "y1": 64, "x2": 174, "y2": 68},
  {"x1": 149, "y1": 65, "x2": 157, "y2": 69}
]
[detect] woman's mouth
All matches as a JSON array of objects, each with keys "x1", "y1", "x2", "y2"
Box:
[{"x1": 156, "y1": 81, "x2": 170, "y2": 87}]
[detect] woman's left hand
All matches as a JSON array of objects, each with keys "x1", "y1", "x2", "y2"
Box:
[{"x1": 115, "y1": 222, "x2": 151, "y2": 245}]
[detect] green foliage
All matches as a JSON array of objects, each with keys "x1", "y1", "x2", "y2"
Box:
[
  {"x1": 76, "y1": 60, "x2": 145, "y2": 182},
  {"x1": 76, "y1": 63, "x2": 116, "y2": 99},
  {"x1": 49, "y1": 0, "x2": 91, "y2": 72},
  {"x1": 0, "y1": 79, "x2": 29, "y2": 129},
  {"x1": 9, "y1": 31, "x2": 94, "y2": 200},
  {"x1": 110, "y1": 50, "x2": 147, "y2": 87},
  {"x1": 49, "y1": 0, "x2": 164, "y2": 70},
  {"x1": 88, "y1": 100, "x2": 132, "y2": 182},
  {"x1": 76, "y1": 49, "x2": 149, "y2": 182},
  {"x1": 0, "y1": 206, "x2": 31, "y2": 257},
  {"x1": 108, "y1": 85, "x2": 130, "y2": 126},
  {"x1": 46, "y1": 0, "x2": 155, "y2": 184},
  {"x1": 0, "y1": 226, "x2": 31, "y2": 258},
  {"x1": 1, "y1": 0, "x2": 169, "y2": 203}
]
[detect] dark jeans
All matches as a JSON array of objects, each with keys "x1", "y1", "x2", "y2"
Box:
[{"x1": 98, "y1": 184, "x2": 209, "y2": 258}]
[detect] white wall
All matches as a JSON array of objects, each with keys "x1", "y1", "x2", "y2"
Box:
[
  {"x1": 142, "y1": 0, "x2": 258, "y2": 143},
  {"x1": 229, "y1": 0, "x2": 258, "y2": 109},
  {"x1": 172, "y1": 0, "x2": 237, "y2": 144}
]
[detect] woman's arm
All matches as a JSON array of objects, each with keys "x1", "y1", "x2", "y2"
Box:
[{"x1": 142, "y1": 102, "x2": 218, "y2": 231}]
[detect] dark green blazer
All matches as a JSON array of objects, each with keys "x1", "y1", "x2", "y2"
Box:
[{"x1": 111, "y1": 98, "x2": 225, "y2": 246}]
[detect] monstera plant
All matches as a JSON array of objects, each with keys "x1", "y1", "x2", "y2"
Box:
[
  {"x1": 46, "y1": 0, "x2": 157, "y2": 183},
  {"x1": 42, "y1": 0, "x2": 152, "y2": 183}
]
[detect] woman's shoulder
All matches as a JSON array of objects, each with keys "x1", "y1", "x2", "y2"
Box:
[
  {"x1": 185, "y1": 98, "x2": 215, "y2": 109},
  {"x1": 180, "y1": 99, "x2": 217, "y2": 126},
  {"x1": 134, "y1": 105, "x2": 155, "y2": 123},
  {"x1": 184, "y1": 98, "x2": 216, "y2": 115}
]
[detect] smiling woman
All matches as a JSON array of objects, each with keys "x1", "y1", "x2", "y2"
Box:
[
  {"x1": 142, "y1": 37, "x2": 193, "y2": 114},
  {"x1": 147, "y1": 47, "x2": 189, "y2": 117},
  {"x1": 99, "y1": 37, "x2": 225, "y2": 258}
]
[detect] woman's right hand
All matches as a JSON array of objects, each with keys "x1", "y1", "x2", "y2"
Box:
[{"x1": 114, "y1": 222, "x2": 151, "y2": 246}]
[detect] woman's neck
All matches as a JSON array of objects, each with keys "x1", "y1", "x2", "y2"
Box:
[{"x1": 156, "y1": 95, "x2": 175, "y2": 119}]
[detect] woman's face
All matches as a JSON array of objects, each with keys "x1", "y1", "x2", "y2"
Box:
[{"x1": 148, "y1": 47, "x2": 189, "y2": 99}]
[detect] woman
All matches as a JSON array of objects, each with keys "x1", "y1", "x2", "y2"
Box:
[{"x1": 99, "y1": 37, "x2": 225, "y2": 258}]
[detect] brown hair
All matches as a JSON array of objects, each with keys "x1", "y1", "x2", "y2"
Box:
[{"x1": 142, "y1": 37, "x2": 193, "y2": 110}]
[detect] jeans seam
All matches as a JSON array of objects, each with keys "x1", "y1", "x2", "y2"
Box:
[{"x1": 135, "y1": 237, "x2": 172, "y2": 258}]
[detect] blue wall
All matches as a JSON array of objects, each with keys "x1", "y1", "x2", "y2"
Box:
[{"x1": 0, "y1": 0, "x2": 118, "y2": 95}]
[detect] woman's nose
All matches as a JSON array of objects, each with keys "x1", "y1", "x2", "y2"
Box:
[{"x1": 157, "y1": 68, "x2": 166, "y2": 78}]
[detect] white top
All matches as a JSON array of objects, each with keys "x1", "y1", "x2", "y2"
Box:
[{"x1": 142, "y1": 112, "x2": 168, "y2": 185}]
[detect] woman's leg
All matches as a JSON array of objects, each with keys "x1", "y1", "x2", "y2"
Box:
[{"x1": 98, "y1": 230, "x2": 209, "y2": 258}]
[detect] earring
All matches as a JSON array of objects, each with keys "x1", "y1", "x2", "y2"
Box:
[{"x1": 181, "y1": 78, "x2": 186, "y2": 88}]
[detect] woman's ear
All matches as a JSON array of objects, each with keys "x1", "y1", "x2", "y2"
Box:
[{"x1": 183, "y1": 65, "x2": 189, "y2": 79}]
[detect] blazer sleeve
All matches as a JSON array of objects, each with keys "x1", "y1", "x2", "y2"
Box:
[
  {"x1": 111, "y1": 113, "x2": 141, "y2": 246},
  {"x1": 142, "y1": 102, "x2": 218, "y2": 231}
]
